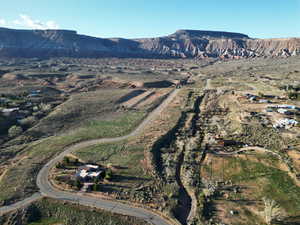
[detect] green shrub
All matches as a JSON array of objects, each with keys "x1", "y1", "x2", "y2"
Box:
[
  {"x1": 105, "y1": 169, "x2": 112, "y2": 180},
  {"x1": 288, "y1": 92, "x2": 300, "y2": 100},
  {"x1": 63, "y1": 156, "x2": 70, "y2": 165},
  {"x1": 74, "y1": 179, "x2": 82, "y2": 190},
  {"x1": 19, "y1": 116, "x2": 37, "y2": 127},
  {"x1": 8, "y1": 125, "x2": 23, "y2": 138}
]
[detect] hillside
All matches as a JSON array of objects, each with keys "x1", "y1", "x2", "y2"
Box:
[{"x1": 0, "y1": 27, "x2": 299, "y2": 58}]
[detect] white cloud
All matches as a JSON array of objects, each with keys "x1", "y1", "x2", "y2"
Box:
[
  {"x1": 0, "y1": 19, "x2": 6, "y2": 26},
  {"x1": 13, "y1": 14, "x2": 59, "y2": 29},
  {"x1": 13, "y1": 19, "x2": 22, "y2": 25}
]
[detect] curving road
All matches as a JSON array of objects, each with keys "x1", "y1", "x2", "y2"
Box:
[{"x1": 1, "y1": 89, "x2": 181, "y2": 225}]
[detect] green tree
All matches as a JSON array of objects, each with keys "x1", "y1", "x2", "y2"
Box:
[
  {"x1": 19, "y1": 116, "x2": 37, "y2": 127},
  {"x1": 55, "y1": 162, "x2": 62, "y2": 169},
  {"x1": 74, "y1": 158, "x2": 79, "y2": 165},
  {"x1": 93, "y1": 183, "x2": 100, "y2": 191},
  {"x1": 288, "y1": 92, "x2": 299, "y2": 100},
  {"x1": 105, "y1": 169, "x2": 113, "y2": 180},
  {"x1": 92, "y1": 177, "x2": 99, "y2": 184},
  {"x1": 74, "y1": 179, "x2": 82, "y2": 190},
  {"x1": 63, "y1": 156, "x2": 70, "y2": 165}
]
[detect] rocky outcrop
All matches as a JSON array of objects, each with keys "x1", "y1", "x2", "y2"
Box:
[
  {"x1": 246, "y1": 38, "x2": 300, "y2": 57},
  {"x1": 0, "y1": 27, "x2": 299, "y2": 59},
  {"x1": 137, "y1": 30, "x2": 300, "y2": 59}
]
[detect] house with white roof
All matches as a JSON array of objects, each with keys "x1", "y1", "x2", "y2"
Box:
[
  {"x1": 75, "y1": 164, "x2": 105, "y2": 182},
  {"x1": 273, "y1": 118, "x2": 298, "y2": 129}
]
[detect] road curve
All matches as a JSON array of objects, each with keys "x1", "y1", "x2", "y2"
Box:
[{"x1": 1, "y1": 89, "x2": 180, "y2": 225}]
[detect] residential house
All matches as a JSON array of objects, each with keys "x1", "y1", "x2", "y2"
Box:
[
  {"x1": 1, "y1": 108, "x2": 19, "y2": 117},
  {"x1": 75, "y1": 164, "x2": 106, "y2": 182},
  {"x1": 273, "y1": 118, "x2": 298, "y2": 129}
]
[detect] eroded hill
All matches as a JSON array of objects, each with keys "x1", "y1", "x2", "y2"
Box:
[{"x1": 0, "y1": 28, "x2": 299, "y2": 58}]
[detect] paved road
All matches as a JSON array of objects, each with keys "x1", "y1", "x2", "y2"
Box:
[
  {"x1": 1, "y1": 89, "x2": 180, "y2": 225},
  {"x1": 0, "y1": 193, "x2": 42, "y2": 215}
]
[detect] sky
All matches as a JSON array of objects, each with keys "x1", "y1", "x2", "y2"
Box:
[{"x1": 0, "y1": 0, "x2": 299, "y2": 39}]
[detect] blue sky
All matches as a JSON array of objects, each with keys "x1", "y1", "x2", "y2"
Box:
[{"x1": 0, "y1": 0, "x2": 299, "y2": 39}]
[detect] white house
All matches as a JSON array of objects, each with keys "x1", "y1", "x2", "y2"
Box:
[
  {"x1": 273, "y1": 118, "x2": 298, "y2": 129},
  {"x1": 76, "y1": 164, "x2": 105, "y2": 182}
]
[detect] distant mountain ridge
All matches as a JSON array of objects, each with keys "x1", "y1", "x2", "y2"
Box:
[
  {"x1": 0, "y1": 27, "x2": 299, "y2": 59},
  {"x1": 167, "y1": 29, "x2": 250, "y2": 39}
]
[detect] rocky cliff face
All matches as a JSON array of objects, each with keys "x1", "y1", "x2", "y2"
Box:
[
  {"x1": 0, "y1": 27, "x2": 299, "y2": 59},
  {"x1": 137, "y1": 30, "x2": 300, "y2": 59}
]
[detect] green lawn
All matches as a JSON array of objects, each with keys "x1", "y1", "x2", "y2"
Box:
[{"x1": 66, "y1": 111, "x2": 145, "y2": 141}]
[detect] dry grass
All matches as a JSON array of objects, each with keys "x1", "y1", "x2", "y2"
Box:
[
  {"x1": 0, "y1": 89, "x2": 152, "y2": 204},
  {"x1": 1, "y1": 198, "x2": 148, "y2": 225}
]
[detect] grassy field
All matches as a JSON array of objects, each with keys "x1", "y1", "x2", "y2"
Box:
[
  {"x1": 232, "y1": 158, "x2": 300, "y2": 215},
  {"x1": 28, "y1": 218, "x2": 62, "y2": 225},
  {"x1": 0, "y1": 198, "x2": 149, "y2": 225},
  {"x1": 75, "y1": 141, "x2": 148, "y2": 178},
  {"x1": 73, "y1": 141, "x2": 153, "y2": 197},
  {"x1": 208, "y1": 154, "x2": 300, "y2": 216},
  {"x1": 19, "y1": 88, "x2": 142, "y2": 138},
  {"x1": 68, "y1": 88, "x2": 186, "y2": 206},
  {"x1": 71, "y1": 111, "x2": 145, "y2": 139},
  {"x1": 0, "y1": 89, "x2": 152, "y2": 204}
]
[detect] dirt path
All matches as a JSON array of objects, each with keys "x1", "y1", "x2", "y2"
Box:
[
  {"x1": 0, "y1": 89, "x2": 181, "y2": 225},
  {"x1": 0, "y1": 155, "x2": 28, "y2": 183},
  {"x1": 205, "y1": 78, "x2": 212, "y2": 90}
]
